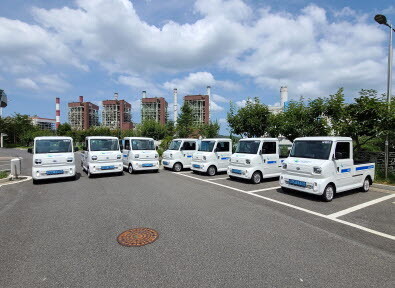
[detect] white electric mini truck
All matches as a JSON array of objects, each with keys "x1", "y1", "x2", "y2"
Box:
[
  {"x1": 121, "y1": 137, "x2": 159, "y2": 173},
  {"x1": 191, "y1": 138, "x2": 232, "y2": 176},
  {"x1": 81, "y1": 136, "x2": 123, "y2": 177},
  {"x1": 227, "y1": 138, "x2": 285, "y2": 184},
  {"x1": 162, "y1": 139, "x2": 198, "y2": 172},
  {"x1": 280, "y1": 137, "x2": 375, "y2": 201},
  {"x1": 31, "y1": 136, "x2": 76, "y2": 184}
]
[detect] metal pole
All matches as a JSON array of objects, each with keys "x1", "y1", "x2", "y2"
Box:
[{"x1": 385, "y1": 23, "x2": 393, "y2": 179}]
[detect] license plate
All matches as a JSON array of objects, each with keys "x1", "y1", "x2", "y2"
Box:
[
  {"x1": 231, "y1": 169, "x2": 242, "y2": 174},
  {"x1": 162, "y1": 161, "x2": 169, "y2": 165},
  {"x1": 288, "y1": 179, "x2": 307, "y2": 187},
  {"x1": 193, "y1": 164, "x2": 200, "y2": 168},
  {"x1": 46, "y1": 170, "x2": 64, "y2": 175},
  {"x1": 142, "y1": 163, "x2": 153, "y2": 167},
  {"x1": 101, "y1": 166, "x2": 115, "y2": 170}
]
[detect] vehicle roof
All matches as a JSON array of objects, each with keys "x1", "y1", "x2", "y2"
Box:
[
  {"x1": 86, "y1": 136, "x2": 119, "y2": 139},
  {"x1": 173, "y1": 138, "x2": 198, "y2": 141},
  {"x1": 201, "y1": 138, "x2": 231, "y2": 141},
  {"x1": 34, "y1": 136, "x2": 72, "y2": 140},
  {"x1": 294, "y1": 136, "x2": 352, "y2": 141},
  {"x1": 240, "y1": 138, "x2": 278, "y2": 141},
  {"x1": 123, "y1": 137, "x2": 154, "y2": 140}
]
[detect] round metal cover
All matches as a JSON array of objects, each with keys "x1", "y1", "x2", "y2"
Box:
[{"x1": 117, "y1": 228, "x2": 159, "y2": 247}]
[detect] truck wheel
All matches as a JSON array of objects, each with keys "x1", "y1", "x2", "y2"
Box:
[
  {"x1": 173, "y1": 162, "x2": 182, "y2": 172},
  {"x1": 251, "y1": 171, "x2": 262, "y2": 184},
  {"x1": 361, "y1": 177, "x2": 370, "y2": 192},
  {"x1": 207, "y1": 166, "x2": 216, "y2": 176},
  {"x1": 32, "y1": 179, "x2": 39, "y2": 185},
  {"x1": 128, "y1": 164, "x2": 134, "y2": 174},
  {"x1": 322, "y1": 184, "x2": 335, "y2": 202}
]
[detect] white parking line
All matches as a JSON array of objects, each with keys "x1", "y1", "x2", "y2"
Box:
[
  {"x1": 327, "y1": 194, "x2": 395, "y2": 219},
  {"x1": 207, "y1": 177, "x2": 230, "y2": 181},
  {"x1": 177, "y1": 173, "x2": 395, "y2": 241}
]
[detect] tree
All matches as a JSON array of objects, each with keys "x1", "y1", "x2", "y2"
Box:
[
  {"x1": 227, "y1": 98, "x2": 271, "y2": 138},
  {"x1": 176, "y1": 103, "x2": 194, "y2": 138},
  {"x1": 199, "y1": 121, "x2": 220, "y2": 138},
  {"x1": 56, "y1": 123, "x2": 72, "y2": 136},
  {"x1": 137, "y1": 120, "x2": 166, "y2": 140}
]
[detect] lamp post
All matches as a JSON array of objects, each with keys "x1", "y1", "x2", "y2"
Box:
[{"x1": 374, "y1": 14, "x2": 394, "y2": 179}]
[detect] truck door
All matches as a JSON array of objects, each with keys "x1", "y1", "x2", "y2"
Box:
[
  {"x1": 216, "y1": 141, "x2": 231, "y2": 169},
  {"x1": 334, "y1": 141, "x2": 353, "y2": 187},
  {"x1": 261, "y1": 141, "x2": 278, "y2": 174},
  {"x1": 82, "y1": 138, "x2": 89, "y2": 167},
  {"x1": 122, "y1": 139, "x2": 131, "y2": 166},
  {"x1": 181, "y1": 141, "x2": 196, "y2": 166}
]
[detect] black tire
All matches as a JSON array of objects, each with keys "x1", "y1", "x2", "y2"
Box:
[
  {"x1": 229, "y1": 175, "x2": 236, "y2": 180},
  {"x1": 207, "y1": 165, "x2": 216, "y2": 176},
  {"x1": 251, "y1": 171, "x2": 262, "y2": 184},
  {"x1": 322, "y1": 184, "x2": 335, "y2": 202},
  {"x1": 71, "y1": 174, "x2": 77, "y2": 181},
  {"x1": 32, "y1": 179, "x2": 39, "y2": 185},
  {"x1": 128, "y1": 164, "x2": 133, "y2": 174},
  {"x1": 361, "y1": 177, "x2": 370, "y2": 192},
  {"x1": 173, "y1": 162, "x2": 183, "y2": 172}
]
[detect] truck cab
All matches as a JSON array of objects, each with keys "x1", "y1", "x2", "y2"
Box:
[
  {"x1": 191, "y1": 138, "x2": 232, "y2": 176},
  {"x1": 162, "y1": 138, "x2": 198, "y2": 172},
  {"x1": 227, "y1": 138, "x2": 284, "y2": 184},
  {"x1": 81, "y1": 136, "x2": 123, "y2": 178},
  {"x1": 280, "y1": 137, "x2": 375, "y2": 201},
  {"x1": 31, "y1": 136, "x2": 76, "y2": 184},
  {"x1": 121, "y1": 137, "x2": 159, "y2": 173}
]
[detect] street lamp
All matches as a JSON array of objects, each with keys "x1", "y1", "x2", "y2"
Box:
[{"x1": 374, "y1": 14, "x2": 394, "y2": 179}]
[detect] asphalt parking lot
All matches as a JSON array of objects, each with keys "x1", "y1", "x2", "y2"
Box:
[{"x1": 0, "y1": 148, "x2": 394, "y2": 287}]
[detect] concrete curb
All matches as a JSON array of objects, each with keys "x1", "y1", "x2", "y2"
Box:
[{"x1": 0, "y1": 176, "x2": 32, "y2": 187}]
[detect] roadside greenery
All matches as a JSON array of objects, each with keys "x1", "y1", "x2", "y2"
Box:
[{"x1": 0, "y1": 170, "x2": 9, "y2": 179}]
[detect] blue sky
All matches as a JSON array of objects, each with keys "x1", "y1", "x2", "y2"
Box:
[{"x1": 0, "y1": 0, "x2": 394, "y2": 134}]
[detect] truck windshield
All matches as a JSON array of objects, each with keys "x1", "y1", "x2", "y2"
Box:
[
  {"x1": 236, "y1": 140, "x2": 261, "y2": 154},
  {"x1": 290, "y1": 140, "x2": 332, "y2": 160},
  {"x1": 132, "y1": 139, "x2": 155, "y2": 150},
  {"x1": 169, "y1": 140, "x2": 182, "y2": 150},
  {"x1": 90, "y1": 139, "x2": 119, "y2": 151},
  {"x1": 35, "y1": 139, "x2": 72, "y2": 154},
  {"x1": 199, "y1": 141, "x2": 216, "y2": 152}
]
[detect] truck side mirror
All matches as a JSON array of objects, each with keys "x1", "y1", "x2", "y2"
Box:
[
  {"x1": 27, "y1": 148, "x2": 33, "y2": 154},
  {"x1": 74, "y1": 147, "x2": 79, "y2": 152}
]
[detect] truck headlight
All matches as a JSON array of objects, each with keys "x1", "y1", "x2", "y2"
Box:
[
  {"x1": 67, "y1": 157, "x2": 73, "y2": 163},
  {"x1": 246, "y1": 159, "x2": 251, "y2": 165},
  {"x1": 91, "y1": 155, "x2": 97, "y2": 160},
  {"x1": 117, "y1": 155, "x2": 121, "y2": 159},
  {"x1": 313, "y1": 167, "x2": 322, "y2": 174},
  {"x1": 203, "y1": 156, "x2": 206, "y2": 161},
  {"x1": 35, "y1": 159, "x2": 42, "y2": 165},
  {"x1": 282, "y1": 163, "x2": 287, "y2": 169},
  {"x1": 135, "y1": 154, "x2": 139, "y2": 159},
  {"x1": 169, "y1": 153, "x2": 173, "y2": 159}
]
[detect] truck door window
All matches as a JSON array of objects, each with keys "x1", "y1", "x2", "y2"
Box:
[
  {"x1": 262, "y1": 142, "x2": 276, "y2": 154},
  {"x1": 183, "y1": 142, "x2": 196, "y2": 150},
  {"x1": 335, "y1": 142, "x2": 350, "y2": 159},
  {"x1": 124, "y1": 139, "x2": 130, "y2": 150},
  {"x1": 217, "y1": 141, "x2": 230, "y2": 152}
]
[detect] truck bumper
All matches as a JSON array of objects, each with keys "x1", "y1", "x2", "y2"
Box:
[
  {"x1": 130, "y1": 160, "x2": 159, "y2": 171},
  {"x1": 32, "y1": 164, "x2": 75, "y2": 180},
  {"x1": 162, "y1": 159, "x2": 176, "y2": 169},
  {"x1": 89, "y1": 161, "x2": 123, "y2": 174},
  {"x1": 280, "y1": 173, "x2": 326, "y2": 195},
  {"x1": 190, "y1": 161, "x2": 208, "y2": 173},
  {"x1": 227, "y1": 165, "x2": 254, "y2": 180}
]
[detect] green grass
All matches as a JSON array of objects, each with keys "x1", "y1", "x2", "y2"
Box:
[
  {"x1": 0, "y1": 170, "x2": 10, "y2": 179},
  {"x1": 375, "y1": 169, "x2": 395, "y2": 185}
]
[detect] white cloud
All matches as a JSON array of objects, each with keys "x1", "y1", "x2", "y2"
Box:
[
  {"x1": 236, "y1": 99, "x2": 247, "y2": 108},
  {"x1": 15, "y1": 78, "x2": 39, "y2": 90},
  {"x1": 163, "y1": 72, "x2": 239, "y2": 95},
  {"x1": 118, "y1": 75, "x2": 164, "y2": 97},
  {"x1": 211, "y1": 100, "x2": 224, "y2": 111},
  {"x1": 212, "y1": 94, "x2": 228, "y2": 103},
  {"x1": 382, "y1": 6, "x2": 395, "y2": 15}
]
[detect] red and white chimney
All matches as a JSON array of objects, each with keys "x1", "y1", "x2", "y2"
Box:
[
  {"x1": 55, "y1": 97, "x2": 60, "y2": 129},
  {"x1": 79, "y1": 96, "x2": 84, "y2": 102}
]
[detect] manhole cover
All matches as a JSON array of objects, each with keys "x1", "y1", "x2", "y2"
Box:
[{"x1": 117, "y1": 228, "x2": 159, "y2": 247}]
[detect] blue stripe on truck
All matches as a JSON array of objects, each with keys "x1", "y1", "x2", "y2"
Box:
[
  {"x1": 267, "y1": 161, "x2": 277, "y2": 164},
  {"x1": 341, "y1": 168, "x2": 351, "y2": 173},
  {"x1": 356, "y1": 165, "x2": 374, "y2": 171}
]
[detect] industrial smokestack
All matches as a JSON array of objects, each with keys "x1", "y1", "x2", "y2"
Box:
[
  {"x1": 79, "y1": 96, "x2": 84, "y2": 102},
  {"x1": 142, "y1": 91, "x2": 147, "y2": 99},
  {"x1": 55, "y1": 97, "x2": 60, "y2": 129},
  {"x1": 114, "y1": 92, "x2": 119, "y2": 100},
  {"x1": 280, "y1": 86, "x2": 288, "y2": 108},
  {"x1": 173, "y1": 88, "x2": 178, "y2": 125},
  {"x1": 207, "y1": 86, "x2": 211, "y2": 122}
]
